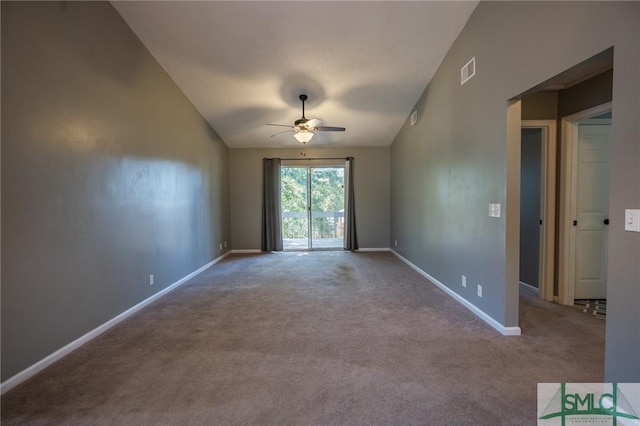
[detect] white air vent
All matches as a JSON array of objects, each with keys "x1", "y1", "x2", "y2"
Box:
[
  {"x1": 410, "y1": 110, "x2": 418, "y2": 126},
  {"x1": 461, "y1": 57, "x2": 476, "y2": 85}
]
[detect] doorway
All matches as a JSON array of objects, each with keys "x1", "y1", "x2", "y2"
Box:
[
  {"x1": 507, "y1": 50, "x2": 614, "y2": 334},
  {"x1": 281, "y1": 166, "x2": 345, "y2": 250},
  {"x1": 519, "y1": 129, "x2": 542, "y2": 292},
  {"x1": 558, "y1": 103, "x2": 612, "y2": 304},
  {"x1": 520, "y1": 121, "x2": 557, "y2": 302}
]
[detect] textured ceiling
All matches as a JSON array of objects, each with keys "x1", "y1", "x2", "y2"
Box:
[{"x1": 112, "y1": 1, "x2": 478, "y2": 148}]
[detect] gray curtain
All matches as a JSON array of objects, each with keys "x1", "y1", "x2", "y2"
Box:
[
  {"x1": 344, "y1": 157, "x2": 358, "y2": 251},
  {"x1": 261, "y1": 158, "x2": 283, "y2": 252}
]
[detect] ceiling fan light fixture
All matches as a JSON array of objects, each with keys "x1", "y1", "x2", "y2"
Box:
[{"x1": 294, "y1": 130, "x2": 313, "y2": 144}]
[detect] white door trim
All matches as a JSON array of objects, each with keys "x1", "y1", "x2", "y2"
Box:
[
  {"x1": 521, "y1": 120, "x2": 557, "y2": 302},
  {"x1": 558, "y1": 102, "x2": 612, "y2": 305}
]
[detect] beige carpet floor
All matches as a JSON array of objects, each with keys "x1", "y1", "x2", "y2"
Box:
[{"x1": 1, "y1": 252, "x2": 605, "y2": 425}]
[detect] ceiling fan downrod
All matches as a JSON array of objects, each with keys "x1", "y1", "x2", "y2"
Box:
[{"x1": 299, "y1": 94, "x2": 307, "y2": 119}]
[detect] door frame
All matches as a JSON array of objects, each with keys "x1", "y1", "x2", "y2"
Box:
[
  {"x1": 521, "y1": 120, "x2": 557, "y2": 302},
  {"x1": 280, "y1": 163, "x2": 345, "y2": 251},
  {"x1": 558, "y1": 102, "x2": 612, "y2": 305}
]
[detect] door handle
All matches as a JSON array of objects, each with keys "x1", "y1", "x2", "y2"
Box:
[
  {"x1": 604, "y1": 218, "x2": 609, "y2": 225},
  {"x1": 573, "y1": 220, "x2": 578, "y2": 226}
]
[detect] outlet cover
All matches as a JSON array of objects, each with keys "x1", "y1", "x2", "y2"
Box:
[
  {"x1": 410, "y1": 110, "x2": 418, "y2": 126},
  {"x1": 462, "y1": 275, "x2": 466, "y2": 288},
  {"x1": 149, "y1": 274, "x2": 154, "y2": 286},
  {"x1": 625, "y1": 209, "x2": 640, "y2": 232},
  {"x1": 477, "y1": 284, "x2": 482, "y2": 297},
  {"x1": 489, "y1": 203, "x2": 501, "y2": 218}
]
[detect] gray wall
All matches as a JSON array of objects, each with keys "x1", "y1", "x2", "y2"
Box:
[
  {"x1": 230, "y1": 147, "x2": 390, "y2": 250},
  {"x1": 558, "y1": 69, "x2": 613, "y2": 117},
  {"x1": 390, "y1": 2, "x2": 639, "y2": 381},
  {"x1": 519, "y1": 129, "x2": 542, "y2": 287},
  {"x1": 1, "y1": 2, "x2": 230, "y2": 381},
  {"x1": 522, "y1": 92, "x2": 558, "y2": 121}
]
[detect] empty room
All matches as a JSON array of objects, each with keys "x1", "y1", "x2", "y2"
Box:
[{"x1": 2, "y1": 1, "x2": 638, "y2": 424}]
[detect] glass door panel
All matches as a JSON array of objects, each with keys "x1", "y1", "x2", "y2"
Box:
[
  {"x1": 310, "y1": 167, "x2": 344, "y2": 249},
  {"x1": 281, "y1": 167, "x2": 309, "y2": 250}
]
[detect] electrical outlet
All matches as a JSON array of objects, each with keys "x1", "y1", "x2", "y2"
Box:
[
  {"x1": 462, "y1": 275, "x2": 466, "y2": 288},
  {"x1": 477, "y1": 284, "x2": 482, "y2": 297},
  {"x1": 394, "y1": 240, "x2": 398, "y2": 247},
  {"x1": 489, "y1": 203, "x2": 501, "y2": 218},
  {"x1": 219, "y1": 243, "x2": 223, "y2": 250},
  {"x1": 224, "y1": 241, "x2": 228, "y2": 248},
  {"x1": 149, "y1": 274, "x2": 154, "y2": 286}
]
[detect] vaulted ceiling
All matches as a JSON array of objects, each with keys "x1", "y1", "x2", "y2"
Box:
[{"x1": 112, "y1": 1, "x2": 478, "y2": 148}]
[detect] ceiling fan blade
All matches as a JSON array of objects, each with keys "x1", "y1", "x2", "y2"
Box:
[
  {"x1": 305, "y1": 118, "x2": 322, "y2": 128},
  {"x1": 270, "y1": 129, "x2": 294, "y2": 137},
  {"x1": 313, "y1": 126, "x2": 346, "y2": 132},
  {"x1": 266, "y1": 123, "x2": 294, "y2": 128}
]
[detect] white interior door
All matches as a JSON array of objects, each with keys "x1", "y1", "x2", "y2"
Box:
[{"x1": 574, "y1": 123, "x2": 610, "y2": 299}]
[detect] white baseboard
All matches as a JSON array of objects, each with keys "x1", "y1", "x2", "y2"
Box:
[
  {"x1": 519, "y1": 281, "x2": 539, "y2": 294},
  {"x1": 391, "y1": 250, "x2": 521, "y2": 336},
  {"x1": 356, "y1": 248, "x2": 390, "y2": 252},
  {"x1": 231, "y1": 249, "x2": 262, "y2": 254},
  {"x1": 0, "y1": 251, "x2": 231, "y2": 395}
]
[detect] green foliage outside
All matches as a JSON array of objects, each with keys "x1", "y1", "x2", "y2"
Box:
[{"x1": 281, "y1": 167, "x2": 345, "y2": 239}]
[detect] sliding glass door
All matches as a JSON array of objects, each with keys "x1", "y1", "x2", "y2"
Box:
[{"x1": 281, "y1": 166, "x2": 344, "y2": 250}]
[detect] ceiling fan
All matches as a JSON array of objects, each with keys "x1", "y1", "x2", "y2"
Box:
[{"x1": 267, "y1": 94, "x2": 346, "y2": 144}]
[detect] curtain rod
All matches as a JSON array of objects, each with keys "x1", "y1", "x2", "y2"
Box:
[{"x1": 267, "y1": 157, "x2": 351, "y2": 161}]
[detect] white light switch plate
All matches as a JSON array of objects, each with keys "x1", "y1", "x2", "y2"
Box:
[
  {"x1": 625, "y1": 209, "x2": 640, "y2": 232},
  {"x1": 489, "y1": 203, "x2": 501, "y2": 218}
]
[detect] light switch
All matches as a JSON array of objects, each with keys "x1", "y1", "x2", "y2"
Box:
[{"x1": 625, "y1": 209, "x2": 640, "y2": 232}]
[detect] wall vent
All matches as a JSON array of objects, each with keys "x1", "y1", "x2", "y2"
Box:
[
  {"x1": 410, "y1": 110, "x2": 418, "y2": 126},
  {"x1": 461, "y1": 57, "x2": 476, "y2": 85}
]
